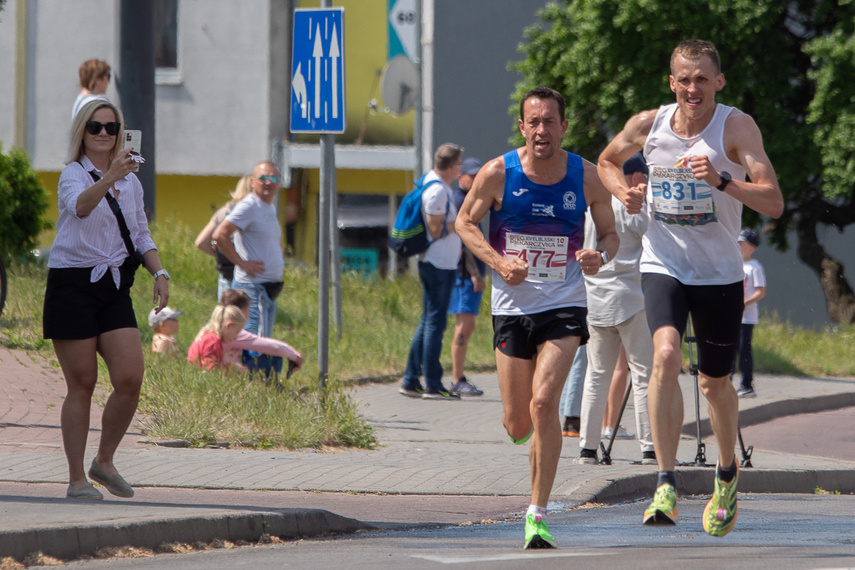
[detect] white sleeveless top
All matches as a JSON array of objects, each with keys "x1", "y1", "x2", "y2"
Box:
[{"x1": 641, "y1": 103, "x2": 746, "y2": 285}]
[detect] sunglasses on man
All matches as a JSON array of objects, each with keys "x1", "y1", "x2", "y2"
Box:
[
  {"x1": 85, "y1": 121, "x2": 121, "y2": 136},
  {"x1": 257, "y1": 175, "x2": 280, "y2": 184}
]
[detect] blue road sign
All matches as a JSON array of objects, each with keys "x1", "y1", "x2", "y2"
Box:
[{"x1": 290, "y1": 8, "x2": 346, "y2": 134}]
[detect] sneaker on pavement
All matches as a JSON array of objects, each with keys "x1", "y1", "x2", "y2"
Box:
[
  {"x1": 643, "y1": 483, "x2": 678, "y2": 525},
  {"x1": 737, "y1": 387, "x2": 756, "y2": 398},
  {"x1": 523, "y1": 513, "x2": 556, "y2": 549},
  {"x1": 562, "y1": 416, "x2": 580, "y2": 437},
  {"x1": 399, "y1": 385, "x2": 424, "y2": 398},
  {"x1": 641, "y1": 450, "x2": 657, "y2": 465},
  {"x1": 449, "y1": 377, "x2": 484, "y2": 397},
  {"x1": 602, "y1": 425, "x2": 635, "y2": 440},
  {"x1": 703, "y1": 463, "x2": 739, "y2": 537},
  {"x1": 422, "y1": 389, "x2": 461, "y2": 400},
  {"x1": 574, "y1": 448, "x2": 598, "y2": 465}
]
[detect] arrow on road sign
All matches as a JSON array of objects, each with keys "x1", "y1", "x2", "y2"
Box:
[{"x1": 330, "y1": 24, "x2": 340, "y2": 119}]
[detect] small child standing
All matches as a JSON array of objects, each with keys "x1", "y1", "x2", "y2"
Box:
[
  {"x1": 187, "y1": 304, "x2": 247, "y2": 370},
  {"x1": 149, "y1": 306, "x2": 183, "y2": 355},
  {"x1": 736, "y1": 228, "x2": 766, "y2": 398}
]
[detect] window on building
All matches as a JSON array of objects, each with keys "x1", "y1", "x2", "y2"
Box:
[{"x1": 154, "y1": 0, "x2": 179, "y2": 83}]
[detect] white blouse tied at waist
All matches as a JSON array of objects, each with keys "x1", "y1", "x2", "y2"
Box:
[{"x1": 48, "y1": 156, "x2": 157, "y2": 288}]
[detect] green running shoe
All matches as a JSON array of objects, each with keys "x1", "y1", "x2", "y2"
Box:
[
  {"x1": 643, "y1": 483, "x2": 678, "y2": 525},
  {"x1": 703, "y1": 462, "x2": 739, "y2": 537},
  {"x1": 523, "y1": 513, "x2": 556, "y2": 549}
]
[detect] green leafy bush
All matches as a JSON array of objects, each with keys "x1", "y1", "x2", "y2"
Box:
[{"x1": 0, "y1": 146, "x2": 52, "y2": 264}]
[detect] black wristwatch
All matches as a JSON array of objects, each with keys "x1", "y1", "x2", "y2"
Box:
[{"x1": 716, "y1": 171, "x2": 732, "y2": 192}]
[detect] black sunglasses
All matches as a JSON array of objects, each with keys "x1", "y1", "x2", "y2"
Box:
[{"x1": 85, "y1": 121, "x2": 121, "y2": 136}]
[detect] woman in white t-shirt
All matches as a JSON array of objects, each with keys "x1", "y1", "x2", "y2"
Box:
[{"x1": 71, "y1": 59, "x2": 111, "y2": 119}]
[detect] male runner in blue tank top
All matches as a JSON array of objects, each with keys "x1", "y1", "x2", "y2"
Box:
[
  {"x1": 597, "y1": 40, "x2": 783, "y2": 537},
  {"x1": 456, "y1": 86, "x2": 618, "y2": 549}
]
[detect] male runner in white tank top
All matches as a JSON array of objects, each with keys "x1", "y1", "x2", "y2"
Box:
[{"x1": 597, "y1": 39, "x2": 783, "y2": 537}]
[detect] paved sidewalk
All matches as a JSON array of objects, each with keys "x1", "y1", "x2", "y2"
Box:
[{"x1": 1, "y1": 348, "x2": 854, "y2": 562}]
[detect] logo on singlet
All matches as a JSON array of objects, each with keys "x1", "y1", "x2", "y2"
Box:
[
  {"x1": 532, "y1": 203, "x2": 554, "y2": 217},
  {"x1": 563, "y1": 191, "x2": 577, "y2": 210},
  {"x1": 512, "y1": 188, "x2": 529, "y2": 197}
]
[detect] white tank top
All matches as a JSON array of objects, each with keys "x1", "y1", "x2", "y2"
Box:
[{"x1": 641, "y1": 103, "x2": 746, "y2": 285}]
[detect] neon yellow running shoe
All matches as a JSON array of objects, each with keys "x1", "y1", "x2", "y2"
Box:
[
  {"x1": 643, "y1": 483, "x2": 678, "y2": 525},
  {"x1": 703, "y1": 463, "x2": 739, "y2": 537},
  {"x1": 523, "y1": 513, "x2": 556, "y2": 549}
]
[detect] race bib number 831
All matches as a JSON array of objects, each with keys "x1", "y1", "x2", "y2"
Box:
[{"x1": 649, "y1": 165, "x2": 717, "y2": 226}]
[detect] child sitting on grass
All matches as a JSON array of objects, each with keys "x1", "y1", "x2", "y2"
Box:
[
  {"x1": 187, "y1": 304, "x2": 247, "y2": 370},
  {"x1": 218, "y1": 289, "x2": 304, "y2": 379},
  {"x1": 149, "y1": 306, "x2": 183, "y2": 355}
]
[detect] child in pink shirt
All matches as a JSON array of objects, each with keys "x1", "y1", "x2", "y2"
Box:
[{"x1": 187, "y1": 304, "x2": 247, "y2": 370}]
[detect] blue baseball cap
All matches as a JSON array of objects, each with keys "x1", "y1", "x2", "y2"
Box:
[{"x1": 622, "y1": 152, "x2": 648, "y2": 176}]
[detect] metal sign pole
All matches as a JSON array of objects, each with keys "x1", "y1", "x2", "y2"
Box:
[
  {"x1": 290, "y1": 3, "x2": 344, "y2": 393},
  {"x1": 318, "y1": 134, "x2": 332, "y2": 391}
]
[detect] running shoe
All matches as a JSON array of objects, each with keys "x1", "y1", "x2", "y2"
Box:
[
  {"x1": 449, "y1": 377, "x2": 484, "y2": 396},
  {"x1": 422, "y1": 389, "x2": 461, "y2": 400},
  {"x1": 703, "y1": 463, "x2": 739, "y2": 537},
  {"x1": 523, "y1": 513, "x2": 556, "y2": 549},
  {"x1": 737, "y1": 387, "x2": 757, "y2": 398},
  {"x1": 398, "y1": 385, "x2": 424, "y2": 398},
  {"x1": 643, "y1": 483, "x2": 678, "y2": 525}
]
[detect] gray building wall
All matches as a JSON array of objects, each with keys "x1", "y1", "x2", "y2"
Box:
[
  {"x1": 432, "y1": 0, "x2": 550, "y2": 165},
  {"x1": 0, "y1": 0, "x2": 289, "y2": 175}
]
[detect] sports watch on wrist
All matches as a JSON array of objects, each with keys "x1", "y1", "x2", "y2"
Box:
[
  {"x1": 153, "y1": 269, "x2": 170, "y2": 281},
  {"x1": 597, "y1": 250, "x2": 610, "y2": 266},
  {"x1": 716, "y1": 171, "x2": 732, "y2": 192}
]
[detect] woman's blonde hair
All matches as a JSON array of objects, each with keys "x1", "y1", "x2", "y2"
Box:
[
  {"x1": 66, "y1": 99, "x2": 125, "y2": 165},
  {"x1": 195, "y1": 304, "x2": 247, "y2": 341},
  {"x1": 229, "y1": 175, "x2": 253, "y2": 205}
]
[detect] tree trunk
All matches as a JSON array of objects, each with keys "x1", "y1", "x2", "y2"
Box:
[{"x1": 796, "y1": 212, "x2": 855, "y2": 325}]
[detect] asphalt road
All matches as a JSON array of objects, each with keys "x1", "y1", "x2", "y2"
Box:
[{"x1": 65, "y1": 493, "x2": 855, "y2": 569}]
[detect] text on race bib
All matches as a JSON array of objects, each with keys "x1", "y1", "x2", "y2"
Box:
[
  {"x1": 504, "y1": 232, "x2": 568, "y2": 282},
  {"x1": 649, "y1": 165, "x2": 717, "y2": 226}
]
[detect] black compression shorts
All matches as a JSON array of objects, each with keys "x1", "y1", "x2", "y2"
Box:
[{"x1": 641, "y1": 273, "x2": 743, "y2": 378}]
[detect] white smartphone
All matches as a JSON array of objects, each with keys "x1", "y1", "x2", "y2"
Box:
[{"x1": 122, "y1": 130, "x2": 143, "y2": 170}]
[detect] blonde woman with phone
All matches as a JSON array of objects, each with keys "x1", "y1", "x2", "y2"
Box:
[{"x1": 43, "y1": 98, "x2": 169, "y2": 500}]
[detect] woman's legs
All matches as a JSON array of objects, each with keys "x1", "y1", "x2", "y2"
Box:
[
  {"x1": 54, "y1": 337, "x2": 100, "y2": 486},
  {"x1": 54, "y1": 327, "x2": 144, "y2": 485},
  {"x1": 95, "y1": 327, "x2": 145, "y2": 474}
]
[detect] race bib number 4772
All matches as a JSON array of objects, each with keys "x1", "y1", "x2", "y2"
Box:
[{"x1": 504, "y1": 232, "x2": 568, "y2": 282}]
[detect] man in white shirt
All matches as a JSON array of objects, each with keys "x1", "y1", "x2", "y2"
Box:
[{"x1": 399, "y1": 143, "x2": 464, "y2": 400}]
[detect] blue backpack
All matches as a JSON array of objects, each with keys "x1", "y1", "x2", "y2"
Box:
[{"x1": 389, "y1": 175, "x2": 443, "y2": 257}]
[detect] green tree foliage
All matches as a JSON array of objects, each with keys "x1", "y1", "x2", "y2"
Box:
[
  {"x1": 511, "y1": 0, "x2": 855, "y2": 323},
  {"x1": 0, "y1": 146, "x2": 52, "y2": 264}
]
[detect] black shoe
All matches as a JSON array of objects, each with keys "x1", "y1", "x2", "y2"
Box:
[
  {"x1": 399, "y1": 385, "x2": 424, "y2": 398},
  {"x1": 642, "y1": 450, "x2": 657, "y2": 465},
  {"x1": 422, "y1": 389, "x2": 461, "y2": 400}
]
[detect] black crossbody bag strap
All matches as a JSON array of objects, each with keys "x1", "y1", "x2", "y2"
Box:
[{"x1": 83, "y1": 165, "x2": 137, "y2": 260}]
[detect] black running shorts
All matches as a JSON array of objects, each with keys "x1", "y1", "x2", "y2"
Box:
[{"x1": 492, "y1": 306, "x2": 588, "y2": 360}]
